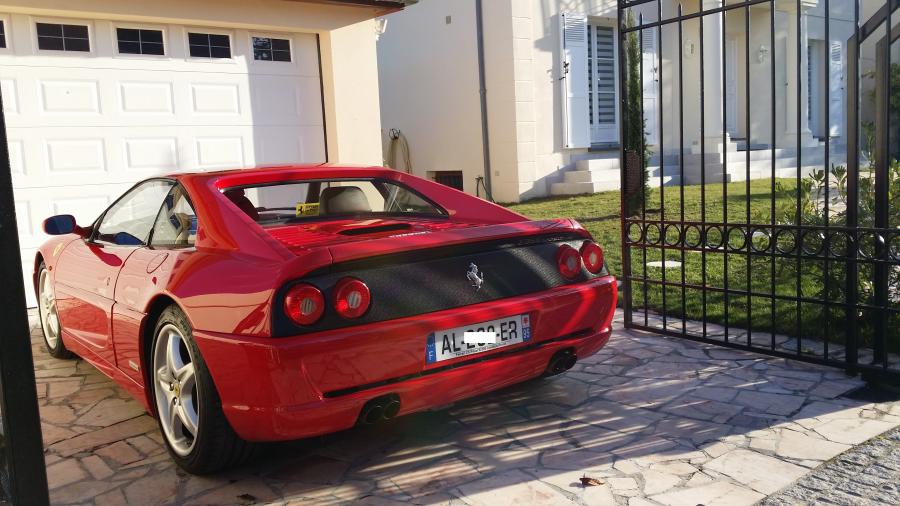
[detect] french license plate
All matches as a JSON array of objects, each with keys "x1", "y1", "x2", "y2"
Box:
[{"x1": 426, "y1": 314, "x2": 532, "y2": 364}]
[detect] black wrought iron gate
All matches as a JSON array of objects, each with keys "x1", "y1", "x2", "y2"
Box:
[{"x1": 617, "y1": 0, "x2": 900, "y2": 381}]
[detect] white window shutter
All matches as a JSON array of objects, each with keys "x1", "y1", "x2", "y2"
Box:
[
  {"x1": 560, "y1": 12, "x2": 590, "y2": 149},
  {"x1": 829, "y1": 40, "x2": 843, "y2": 137}
]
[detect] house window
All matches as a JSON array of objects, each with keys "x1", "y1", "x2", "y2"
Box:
[
  {"x1": 188, "y1": 32, "x2": 231, "y2": 58},
  {"x1": 252, "y1": 37, "x2": 291, "y2": 62},
  {"x1": 0, "y1": 20, "x2": 7, "y2": 49},
  {"x1": 36, "y1": 22, "x2": 90, "y2": 52},
  {"x1": 117, "y1": 28, "x2": 164, "y2": 55},
  {"x1": 432, "y1": 171, "x2": 464, "y2": 191}
]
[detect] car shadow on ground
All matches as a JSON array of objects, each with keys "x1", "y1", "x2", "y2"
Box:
[{"x1": 33, "y1": 310, "x2": 900, "y2": 506}]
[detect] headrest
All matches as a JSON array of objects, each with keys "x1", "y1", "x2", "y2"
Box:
[
  {"x1": 320, "y1": 186, "x2": 372, "y2": 215},
  {"x1": 224, "y1": 189, "x2": 259, "y2": 221}
]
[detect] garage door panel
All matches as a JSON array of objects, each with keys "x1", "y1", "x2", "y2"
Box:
[
  {"x1": 46, "y1": 139, "x2": 108, "y2": 172},
  {"x1": 4, "y1": 16, "x2": 325, "y2": 307},
  {"x1": 1, "y1": 78, "x2": 20, "y2": 114},
  {"x1": 190, "y1": 83, "x2": 242, "y2": 115},
  {"x1": 296, "y1": 77, "x2": 325, "y2": 125},
  {"x1": 15, "y1": 201, "x2": 34, "y2": 240},
  {"x1": 22, "y1": 250, "x2": 37, "y2": 307},
  {"x1": 119, "y1": 82, "x2": 175, "y2": 115},
  {"x1": 123, "y1": 137, "x2": 179, "y2": 172},
  {"x1": 1, "y1": 68, "x2": 323, "y2": 129},
  {"x1": 8, "y1": 139, "x2": 25, "y2": 176},
  {"x1": 39, "y1": 80, "x2": 102, "y2": 114},
  {"x1": 15, "y1": 184, "x2": 125, "y2": 249},
  {"x1": 250, "y1": 78, "x2": 299, "y2": 123},
  {"x1": 195, "y1": 136, "x2": 246, "y2": 169},
  {"x1": 299, "y1": 126, "x2": 327, "y2": 163}
]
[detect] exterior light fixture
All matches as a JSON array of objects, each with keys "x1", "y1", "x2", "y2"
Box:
[{"x1": 374, "y1": 18, "x2": 388, "y2": 40}]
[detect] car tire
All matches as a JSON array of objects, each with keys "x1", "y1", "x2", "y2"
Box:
[
  {"x1": 150, "y1": 305, "x2": 253, "y2": 474},
  {"x1": 37, "y1": 262, "x2": 74, "y2": 360}
]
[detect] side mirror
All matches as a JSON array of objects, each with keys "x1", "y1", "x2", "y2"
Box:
[{"x1": 43, "y1": 215, "x2": 78, "y2": 236}]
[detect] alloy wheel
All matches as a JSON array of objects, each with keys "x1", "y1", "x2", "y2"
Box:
[
  {"x1": 38, "y1": 269, "x2": 60, "y2": 349},
  {"x1": 153, "y1": 323, "x2": 200, "y2": 457}
]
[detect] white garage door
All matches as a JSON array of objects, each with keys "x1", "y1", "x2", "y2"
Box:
[{"x1": 0, "y1": 13, "x2": 326, "y2": 306}]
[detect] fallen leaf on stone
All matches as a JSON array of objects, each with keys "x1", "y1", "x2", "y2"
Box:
[{"x1": 580, "y1": 475, "x2": 605, "y2": 487}]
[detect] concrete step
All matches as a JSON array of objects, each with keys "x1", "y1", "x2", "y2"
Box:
[
  {"x1": 570, "y1": 150, "x2": 618, "y2": 163},
  {"x1": 550, "y1": 180, "x2": 621, "y2": 195},
  {"x1": 648, "y1": 175, "x2": 682, "y2": 188},
  {"x1": 564, "y1": 169, "x2": 620, "y2": 184},
  {"x1": 575, "y1": 157, "x2": 619, "y2": 172},
  {"x1": 647, "y1": 165, "x2": 683, "y2": 177}
]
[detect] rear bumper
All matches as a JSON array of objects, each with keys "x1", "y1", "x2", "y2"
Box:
[{"x1": 194, "y1": 275, "x2": 616, "y2": 441}]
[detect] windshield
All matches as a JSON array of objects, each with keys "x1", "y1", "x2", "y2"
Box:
[{"x1": 221, "y1": 179, "x2": 446, "y2": 225}]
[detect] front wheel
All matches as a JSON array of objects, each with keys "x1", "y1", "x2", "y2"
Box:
[
  {"x1": 151, "y1": 305, "x2": 252, "y2": 474},
  {"x1": 37, "y1": 264, "x2": 73, "y2": 359}
]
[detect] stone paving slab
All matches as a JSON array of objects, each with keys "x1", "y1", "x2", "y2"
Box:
[
  {"x1": 30, "y1": 310, "x2": 900, "y2": 505},
  {"x1": 761, "y1": 426, "x2": 900, "y2": 506}
]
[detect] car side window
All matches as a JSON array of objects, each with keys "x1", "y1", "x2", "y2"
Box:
[
  {"x1": 150, "y1": 185, "x2": 198, "y2": 248},
  {"x1": 96, "y1": 180, "x2": 174, "y2": 246}
]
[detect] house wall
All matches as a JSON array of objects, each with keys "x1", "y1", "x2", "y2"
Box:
[
  {"x1": 378, "y1": 0, "x2": 621, "y2": 204},
  {"x1": 517, "y1": 0, "x2": 617, "y2": 202},
  {"x1": 376, "y1": 1, "x2": 485, "y2": 194},
  {"x1": 656, "y1": 1, "x2": 857, "y2": 160},
  {"x1": 377, "y1": 0, "x2": 523, "y2": 201},
  {"x1": 0, "y1": 0, "x2": 386, "y2": 165}
]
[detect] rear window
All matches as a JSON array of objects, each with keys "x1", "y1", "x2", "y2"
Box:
[{"x1": 221, "y1": 179, "x2": 446, "y2": 225}]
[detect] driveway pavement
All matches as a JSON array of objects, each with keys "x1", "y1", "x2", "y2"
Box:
[{"x1": 33, "y1": 310, "x2": 900, "y2": 505}]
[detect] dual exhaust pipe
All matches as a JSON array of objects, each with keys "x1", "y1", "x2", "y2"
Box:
[
  {"x1": 356, "y1": 350, "x2": 576, "y2": 426},
  {"x1": 545, "y1": 348, "x2": 577, "y2": 377},
  {"x1": 357, "y1": 394, "x2": 401, "y2": 426}
]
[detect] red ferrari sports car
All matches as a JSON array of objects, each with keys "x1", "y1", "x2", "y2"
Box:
[{"x1": 35, "y1": 165, "x2": 617, "y2": 473}]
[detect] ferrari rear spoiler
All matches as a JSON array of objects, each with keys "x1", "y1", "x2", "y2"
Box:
[{"x1": 324, "y1": 218, "x2": 587, "y2": 265}]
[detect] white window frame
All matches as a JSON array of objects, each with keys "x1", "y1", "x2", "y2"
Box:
[
  {"x1": 111, "y1": 22, "x2": 168, "y2": 59},
  {"x1": 32, "y1": 16, "x2": 95, "y2": 56},
  {"x1": 248, "y1": 33, "x2": 295, "y2": 65},
  {"x1": 587, "y1": 17, "x2": 620, "y2": 146},
  {"x1": 183, "y1": 27, "x2": 235, "y2": 63}
]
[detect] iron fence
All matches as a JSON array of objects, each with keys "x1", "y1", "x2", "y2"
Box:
[{"x1": 618, "y1": 0, "x2": 900, "y2": 380}]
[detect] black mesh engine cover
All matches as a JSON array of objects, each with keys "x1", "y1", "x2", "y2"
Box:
[{"x1": 273, "y1": 233, "x2": 608, "y2": 336}]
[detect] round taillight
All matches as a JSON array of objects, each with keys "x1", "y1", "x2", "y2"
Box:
[
  {"x1": 333, "y1": 277, "x2": 371, "y2": 319},
  {"x1": 284, "y1": 284, "x2": 325, "y2": 326},
  {"x1": 580, "y1": 241, "x2": 604, "y2": 274},
  {"x1": 557, "y1": 244, "x2": 582, "y2": 279}
]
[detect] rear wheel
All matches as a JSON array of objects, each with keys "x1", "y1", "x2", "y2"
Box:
[
  {"x1": 151, "y1": 305, "x2": 252, "y2": 474},
  {"x1": 37, "y1": 264, "x2": 73, "y2": 359}
]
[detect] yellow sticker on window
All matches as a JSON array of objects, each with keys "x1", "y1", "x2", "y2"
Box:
[{"x1": 295, "y1": 203, "x2": 320, "y2": 217}]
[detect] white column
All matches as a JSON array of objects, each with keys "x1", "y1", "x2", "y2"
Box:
[
  {"x1": 783, "y1": 2, "x2": 819, "y2": 147},
  {"x1": 693, "y1": 0, "x2": 735, "y2": 155}
]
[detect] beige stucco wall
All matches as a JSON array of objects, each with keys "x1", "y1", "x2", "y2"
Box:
[
  {"x1": 320, "y1": 19, "x2": 385, "y2": 165},
  {"x1": 377, "y1": 0, "x2": 526, "y2": 202},
  {"x1": 376, "y1": 0, "x2": 485, "y2": 194},
  {"x1": 0, "y1": 0, "x2": 387, "y2": 166}
]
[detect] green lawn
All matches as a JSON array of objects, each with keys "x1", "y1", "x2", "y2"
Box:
[
  {"x1": 506, "y1": 178, "x2": 886, "y2": 350},
  {"x1": 507, "y1": 178, "x2": 795, "y2": 279}
]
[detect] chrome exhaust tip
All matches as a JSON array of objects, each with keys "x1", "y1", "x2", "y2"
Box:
[
  {"x1": 382, "y1": 399, "x2": 401, "y2": 420},
  {"x1": 545, "y1": 349, "x2": 577, "y2": 377},
  {"x1": 357, "y1": 394, "x2": 401, "y2": 426}
]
